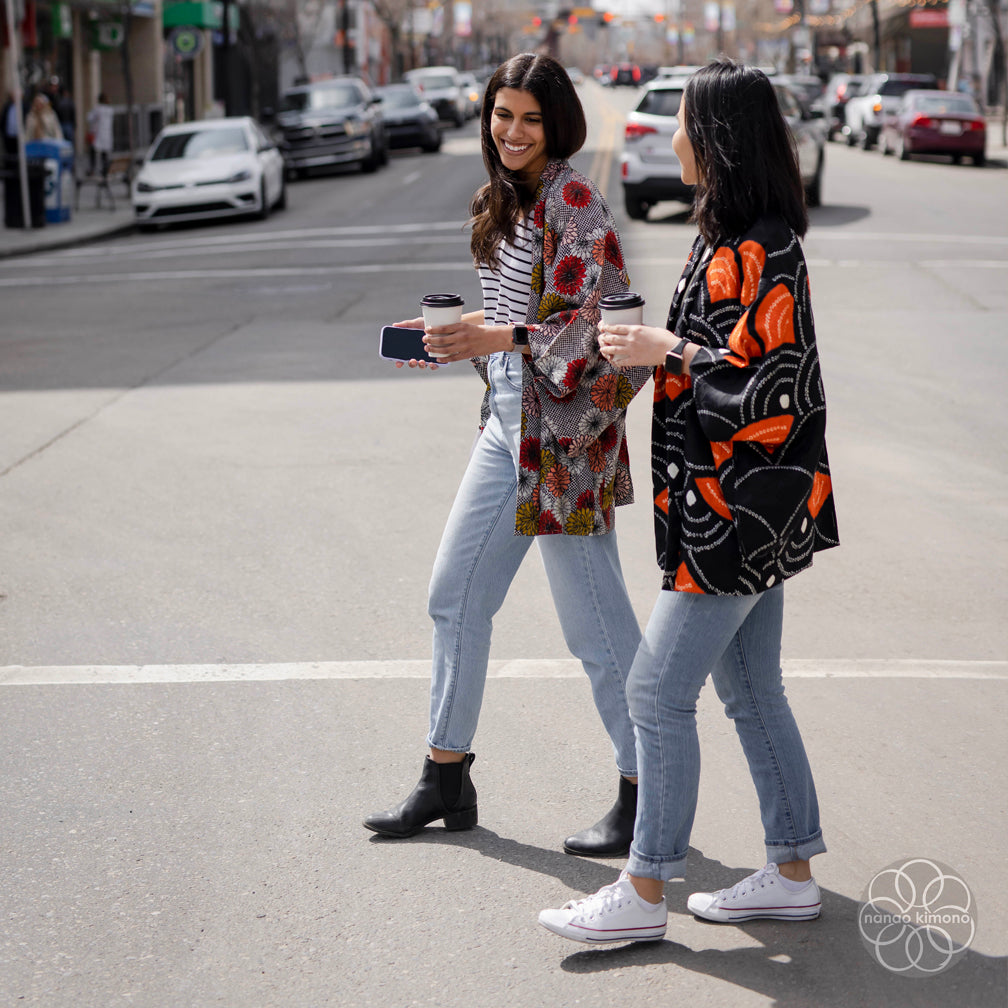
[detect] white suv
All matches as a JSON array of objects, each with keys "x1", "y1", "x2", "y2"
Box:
[
  {"x1": 843, "y1": 73, "x2": 937, "y2": 149},
  {"x1": 620, "y1": 77, "x2": 694, "y2": 220},
  {"x1": 620, "y1": 77, "x2": 826, "y2": 222}
]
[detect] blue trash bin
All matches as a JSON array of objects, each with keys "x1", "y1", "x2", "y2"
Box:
[{"x1": 24, "y1": 139, "x2": 75, "y2": 223}]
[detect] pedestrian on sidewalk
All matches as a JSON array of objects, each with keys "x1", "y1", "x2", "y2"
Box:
[
  {"x1": 540, "y1": 59, "x2": 840, "y2": 945},
  {"x1": 86, "y1": 94, "x2": 114, "y2": 177},
  {"x1": 364, "y1": 53, "x2": 652, "y2": 855},
  {"x1": 25, "y1": 93, "x2": 63, "y2": 141}
]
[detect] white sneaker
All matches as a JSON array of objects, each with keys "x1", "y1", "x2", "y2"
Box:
[
  {"x1": 687, "y1": 863, "x2": 821, "y2": 922},
  {"x1": 539, "y1": 875, "x2": 667, "y2": 944}
]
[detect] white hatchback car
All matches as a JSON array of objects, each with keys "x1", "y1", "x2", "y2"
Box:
[{"x1": 132, "y1": 117, "x2": 286, "y2": 229}]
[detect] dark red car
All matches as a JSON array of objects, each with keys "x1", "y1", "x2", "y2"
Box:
[{"x1": 879, "y1": 89, "x2": 986, "y2": 166}]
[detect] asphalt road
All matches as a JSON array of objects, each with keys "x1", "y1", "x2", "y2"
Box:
[{"x1": 1, "y1": 82, "x2": 1006, "y2": 1006}]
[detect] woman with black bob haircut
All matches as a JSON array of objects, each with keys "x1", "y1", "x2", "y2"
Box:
[
  {"x1": 685, "y1": 59, "x2": 808, "y2": 245},
  {"x1": 365, "y1": 53, "x2": 652, "y2": 858},
  {"x1": 540, "y1": 59, "x2": 840, "y2": 945}
]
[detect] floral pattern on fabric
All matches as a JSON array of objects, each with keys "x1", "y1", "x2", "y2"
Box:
[
  {"x1": 473, "y1": 160, "x2": 651, "y2": 535},
  {"x1": 651, "y1": 216, "x2": 839, "y2": 594}
]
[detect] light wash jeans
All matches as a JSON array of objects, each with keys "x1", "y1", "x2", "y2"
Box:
[
  {"x1": 626, "y1": 584, "x2": 826, "y2": 880},
  {"x1": 427, "y1": 352, "x2": 640, "y2": 775}
]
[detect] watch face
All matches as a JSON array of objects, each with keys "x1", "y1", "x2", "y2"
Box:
[{"x1": 513, "y1": 325, "x2": 529, "y2": 345}]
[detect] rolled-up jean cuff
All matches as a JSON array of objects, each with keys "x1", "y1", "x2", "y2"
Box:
[
  {"x1": 766, "y1": 832, "x2": 827, "y2": 865},
  {"x1": 626, "y1": 846, "x2": 688, "y2": 882}
]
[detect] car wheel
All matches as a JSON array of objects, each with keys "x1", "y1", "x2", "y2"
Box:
[
  {"x1": 879, "y1": 131, "x2": 890, "y2": 156},
  {"x1": 896, "y1": 133, "x2": 910, "y2": 161},
  {"x1": 378, "y1": 135, "x2": 389, "y2": 166},
  {"x1": 623, "y1": 193, "x2": 649, "y2": 221},
  {"x1": 361, "y1": 137, "x2": 379, "y2": 173},
  {"x1": 973, "y1": 152, "x2": 986, "y2": 167},
  {"x1": 805, "y1": 153, "x2": 823, "y2": 208},
  {"x1": 422, "y1": 134, "x2": 442, "y2": 153},
  {"x1": 454, "y1": 110, "x2": 465, "y2": 128},
  {"x1": 275, "y1": 177, "x2": 287, "y2": 210},
  {"x1": 861, "y1": 129, "x2": 874, "y2": 151},
  {"x1": 845, "y1": 128, "x2": 857, "y2": 147},
  {"x1": 952, "y1": 153, "x2": 962, "y2": 165},
  {"x1": 257, "y1": 179, "x2": 270, "y2": 220}
]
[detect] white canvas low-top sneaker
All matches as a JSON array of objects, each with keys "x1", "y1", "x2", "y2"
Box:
[
  {"x1": 539, "y1": 875, "x2": 667, "y2": 944},
  {"x1": 687, "y1": 863, "x2": 822, "y2": 922}
]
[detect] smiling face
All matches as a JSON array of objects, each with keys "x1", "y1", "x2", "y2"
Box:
[
  {"x1": 490, "y1": 87, "x2": 548, "y2": 182},
  {"x1": 672, "y1": 95, "x2": 699, "y2": 185}
]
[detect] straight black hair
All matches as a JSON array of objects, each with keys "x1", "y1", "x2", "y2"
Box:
[
  {"x1": 684, "y1": 60, "x2": 808, "y2": 244},
  {"x1": 470, "y1": 53, "x2": 586, "y2": 267}
]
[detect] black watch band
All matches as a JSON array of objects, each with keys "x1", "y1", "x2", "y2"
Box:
[
  {"x1": 512, "y1": 325, "x2": 529, "y2": 348},
  {"x1": 666, "y1": 337, "x2": 690, "y2": 375}
]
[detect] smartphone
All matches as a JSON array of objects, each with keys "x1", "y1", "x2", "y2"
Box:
[{"x1": 378, "y1": 326, "x2": 449, "y2": 366}]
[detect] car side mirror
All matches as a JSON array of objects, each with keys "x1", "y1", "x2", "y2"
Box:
[{"x1": 370, "y1": 96, "x2": 383, "y2": 106}]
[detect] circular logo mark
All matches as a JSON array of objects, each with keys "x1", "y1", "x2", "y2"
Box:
[{"x1": 858, "y1": 857, "x2": 976, "y2": 977}]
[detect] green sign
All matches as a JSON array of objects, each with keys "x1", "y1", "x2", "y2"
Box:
[
  {"x1": 92, "y1": 20, "x2": 125, "y2": 50},
  {"x1": 53, "y1": 3, "x2": 73, "y2": 39}
]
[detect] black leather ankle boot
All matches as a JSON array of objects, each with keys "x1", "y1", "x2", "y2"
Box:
[
  {"x1": 562, "y1": 776, "x2": 637, "y2": 857},
  {"x1": 363, "y1": 753, "x2": 478, "y2": 838}
]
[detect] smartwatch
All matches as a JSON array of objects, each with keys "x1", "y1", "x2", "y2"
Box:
[
  {"x1": 665, "y1": 337, "x2": 690, "y2": 375},
  {"x1": 512, "y1": 325, "x2": 530, "y2": 353}
]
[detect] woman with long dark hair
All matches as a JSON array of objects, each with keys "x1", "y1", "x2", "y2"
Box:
[
  {"x1": 540, "y1": 59, "x2": 839, "y2": 943},
  {"x1": 364, "y1": 54, "x2": 651, "y2": 855}
]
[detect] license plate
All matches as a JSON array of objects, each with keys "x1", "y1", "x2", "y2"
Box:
[{"x1": 939, "y1": 121, "x2": 962, "y2": 135}]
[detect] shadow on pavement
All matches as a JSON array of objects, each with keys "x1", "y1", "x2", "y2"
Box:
[{"x1": 555, "y1": 849, "x2": 1006, "y2": 1008}]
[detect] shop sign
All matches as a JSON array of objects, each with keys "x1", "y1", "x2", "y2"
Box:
[{"x1": 169, "y1": 25, "x2": 204, "y2": 58}]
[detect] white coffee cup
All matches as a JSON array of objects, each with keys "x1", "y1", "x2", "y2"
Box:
[
  {"x1": 420, "y1": 293, "x2": 464, "y2": 358},
  {"x1": 599, "y1": 292, "x2": 645, "y2": 326}
]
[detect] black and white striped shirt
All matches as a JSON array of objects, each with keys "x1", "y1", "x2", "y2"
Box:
[{"x1": 478, "y1": 216, "x2": 535, "y2": 327}]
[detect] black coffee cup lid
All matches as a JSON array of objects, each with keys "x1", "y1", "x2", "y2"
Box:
[
  {"x1": 599, "y1": 292, "x2": 645, "y2": 309},
  {"x1": 420, "y1": 293, "x2": 465, "y2": 308}
]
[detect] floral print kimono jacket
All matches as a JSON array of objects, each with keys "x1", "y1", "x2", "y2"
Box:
[{"x1": 472, "y1": 159, "x2": 652, "y2": 537}]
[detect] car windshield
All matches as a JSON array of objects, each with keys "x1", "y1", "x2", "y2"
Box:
[
  {"x1": 151, "y1": 127, "x2": 249, "y2": 160},
  {"x1": 281, "y1": 85, "x2": 360, "y2": 112},
  {"x1": 379, "y1": 88, "x2": 421, "y2": 109},
  {"x1": 636, "y1": 87, "x2": 684, "y2": 117},
  {"x1": 914, "y1": 93, "x2": 977, "y2": 114},
  {"x1": 880, "y1": 79, "x2": 934, "y2": 97},
  {"x1": 416, "y1": 74, "x2": 454, "y2": 89}
]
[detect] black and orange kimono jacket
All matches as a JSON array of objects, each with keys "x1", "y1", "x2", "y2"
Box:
[{"x1": 653, "y1": 215, "x2": 839, "y2": 595}]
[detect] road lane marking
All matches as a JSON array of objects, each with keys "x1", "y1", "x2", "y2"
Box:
[{"x1": 1, "y1": 659, "x2": 1005, "y2": 686}]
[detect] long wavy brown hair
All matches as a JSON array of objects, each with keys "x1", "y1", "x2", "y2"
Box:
[{"x1": 470, "y1": 54, "x2": 586, "y2": 268}]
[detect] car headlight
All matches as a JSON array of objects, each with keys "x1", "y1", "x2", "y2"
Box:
[
  {"x1": 344, "y1": 118, "x2": 364, "y2": 137},
  {"x1": 135, "y1": 179, "x2": 156, "y2": 192},
  {"x1": 226, "y1": 169, "x2": 253, "y2": 183}
]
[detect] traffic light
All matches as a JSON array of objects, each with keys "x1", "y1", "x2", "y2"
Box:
[{"x1": 654, "y1": 12, "x2": 666, "y2": 21}]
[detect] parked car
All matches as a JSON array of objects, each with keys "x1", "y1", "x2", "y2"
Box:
[
  {"x1": 277, "y1": 77, "x2": 387, "y2": 176},
  {"x1": 775, "y1": 73, "x2": 826, "y2": 107},
  {"x1": 620, "y1": 76, "x2": 825, "y2": 221},
  {"x1": 457, "y1": 72, "x2": 483, "y2": 119},
  {"x1": 819, "y1": 72, "x2": 866, "y2": 141},
  {"x1": 375, "y1": 84, "x2": 441, "y2": 153},
  {"x1": 879, "y1": 89, "x2": 986, "y2": 165},
  {"x1": 404, "y1": 66, "x2": 468, "y2": 127},
  {"x1": 565, "y1": 66, "x2": 585, "y2": 85},
  {"x1": 132, "y1": 116, "x2": 286, "y2": 230},
  {"x1": 843, "y1": 72, "x2": 938, "y2": 149}
]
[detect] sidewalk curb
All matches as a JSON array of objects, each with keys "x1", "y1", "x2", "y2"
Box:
[{"x1": 0, "y1": 219, "x2": 136, "y2": 260}]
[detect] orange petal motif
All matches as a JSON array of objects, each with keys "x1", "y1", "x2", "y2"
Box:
[
  {"x1": 674, "y1": 562, "x2": 704, "y2": 593},
  {"x1": 807, "y1": 471, "x2": 833, "y2": 518},
  {"x1": 739, "y1": 241, "x2": 766, "y2": 305},
  {"x1": 731, "y1": 414, "x2": 794, "y2": 450},
  {"x1": 709, "y1": 440, "x2": 733, "y2": 469},
  {"x1": 695, "y1": 477, "x2": 732, "y2": 521},
  {"x1": 655, "y1": 487, "x2": 669, "y2": 515},
  {"x1": 706, "y1": 247, "x2": 740, "y2": 303},
  {"x1": 664, "y1": 370, "x2": 690, "y2": 401},
  {"x1": 727, "y1": 309, "x2": 761, "y2": 366},
  {"x1": 754, "y1": 283, "x2": 796, "y2": 354}
]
